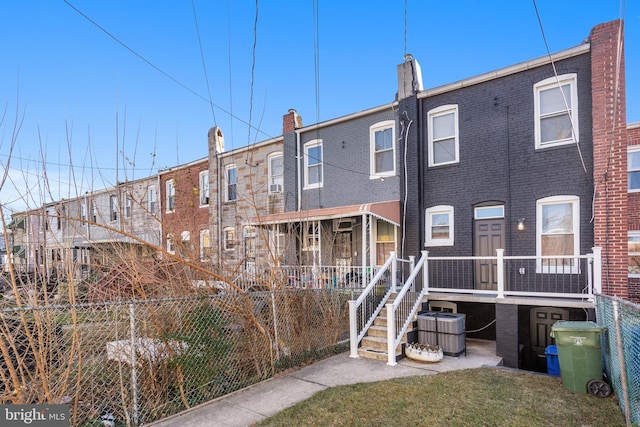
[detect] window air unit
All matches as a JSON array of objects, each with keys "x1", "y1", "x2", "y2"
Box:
[
  {"x1": 333, "y1": 219, "x2": 354, "y2": 232},
  {"x1": 270, "y1": 184, "x2": 282, "y2": 193}
]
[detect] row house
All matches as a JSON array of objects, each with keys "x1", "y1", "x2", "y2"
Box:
[
  {"x1": 9, "y1": 175, "x2": 161, "y2": 282},
  {"x1": 628, "y1": 122, "x2": 640, "y2": 301}
]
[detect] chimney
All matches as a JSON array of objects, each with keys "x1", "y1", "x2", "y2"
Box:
[
  {"x1": 208, "y1": 126, "x2": 225, "y2": 155},
  {"x1": 283, "y1": 109, "x2": 302, "y2": 133},
  {"x1": 397, "y1": 54, "x2": 423, "y2": 101}
]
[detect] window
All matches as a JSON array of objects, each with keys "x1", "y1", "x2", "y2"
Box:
[
  {"x1": 628, "y1": 147, "x2": 640, "y2": 192},
  {"x1": 200, "y1": 229, "x2": 211, "y2": 261},
  {"x1": 124, "y1": 196, "x2": 132, "y2": 218},
  {"x1": 629, "y1": 232, "x2": 640, "y2": 277},
  {"x1": 268, "y1": 152, "x2": 283, "y2": 193},
  {"x1": 376, "y1": 220, "x2": 396, "y2": 265},
  {"x1": 534, "y1": 74, "x2": 578, "y2": 148},
  {"x1": 370, "y1": 120, "x2": 395, "y2": 177},
  {"x1": 91, "y1": 201, "x2": 97, "y2": 222},
  {"x1": 304, "y1": 140, "x2": 323, "y2": 189},
  {"x1": 181, "y1": 231, "x2": 191, "y2": 243},
  {"x1": 425, "y1": 205, "x2": 454, "y2": 246},
  {"x1": 303, "y1": 222, "x2": 319, "y2": 251},
  {"x1": 166, "y1": 180, "x2": 175, "y2": 212},
  {"x1": 110, "y1": 195, "x2": 118, "y2": 222},
  {"x1": 428, "y1": 105, "x2": 459, "y2": 167},
  {"x1": 80, "y1": 203, "x2": 87, "y2": 221},
  {"x1": 269, "y1": 224, "x2": 286, "y2": 262},
  {"x1": 223, "y1": 227, "x2": 236, "y2": 251},
  {"x1": 166, "y1": 233, "x2": 175, "y2": 254},
  {"x1": 148, "y1": 186, "x2": 157, "y2": 214},
  {"x1": 474, "y1": 205, "x2": 504, "y2": 219},
  {"x1": 199, "y1": 171, "x2": 210, "y2": 205},
  {"x1": 226, "y1": 165, "x2": 237, "y2": 202},
  {"x1": 536, "y1": 196, "x2": 580, "y2": 273}
]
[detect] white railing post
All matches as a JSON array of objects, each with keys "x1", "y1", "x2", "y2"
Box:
[
  {"x1": 408, "y1": 255, "x2": 415, "y2": 291},
  {"x1": 422, "y1": 250, "x2": 429, "y2": 295},
  {"x1": 391, "y1": 251, "x2": 397, "y2": 293},
  {"x1": 592, "y1": 246, "x2": 602, "y2": 295},
  {"x1": 386, "y1": 303, "x2": 396, "y2": 366},
  {"x1": 348, "y1": 300, "x2": 359, "y2": 358},
  {"x1": 496, "y1": 249, "x2": 505, "y2": 299}
]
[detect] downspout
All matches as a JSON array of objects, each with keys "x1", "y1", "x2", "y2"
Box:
[
  {"x1": 296, "y1": 129, "x2": 302, "y2": 212},
  {"x1": 217, "y1": 153, "x2": 223, "y2": 269},
  {"x1": 418, "y1": 101, "x2": 425, "y2": 250}
]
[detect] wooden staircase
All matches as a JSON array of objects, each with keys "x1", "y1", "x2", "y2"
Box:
[{"x1": 357, "y1": 294, "x2": 418, "y2": 362}]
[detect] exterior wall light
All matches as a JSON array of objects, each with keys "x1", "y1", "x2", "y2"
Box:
[{"x1": 517, "y1": 218, "x2": 525, "y2": 231}]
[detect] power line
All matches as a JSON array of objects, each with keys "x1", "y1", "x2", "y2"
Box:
[
  {"x1": 191, "y1": 0, "x2": 217, "y2": 126},
  {"x1": 63, "y1": 0, "x2": 272, "y2": 141}
]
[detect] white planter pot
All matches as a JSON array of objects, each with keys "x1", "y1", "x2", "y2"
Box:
[{"x1": 405, "y1": 345, "x2": 443, "y2": 363}]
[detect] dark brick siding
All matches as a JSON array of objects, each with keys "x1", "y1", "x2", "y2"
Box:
[{"x1": 407, "y1": 53, "x2": 594, "y2": 259}]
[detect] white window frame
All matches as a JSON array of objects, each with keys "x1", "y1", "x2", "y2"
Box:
[
  {"x1": 91, "y1": 201, "x2": 97, "y2": 222},
  {"x1": 124, "y1": 195, "x2": 132, "y2": 219},
  {"x1": 223, "y1": 227, "x2": 236, "y2": 251},
  {"x1": 428, "y1": 105, "x2": 459, "y2": 167},
  {"x1": 166, "y1": 179, "x2": 175, "y2": 213},
  {"x1": 425, "y1": 205, "x2": 454, "y2": 247},
  {"x1": 199, "y1": 170, "x2": 210, "y2": 206},
  {"x1": 148, "y1": 186, "x2": 157, "y2": 214},
  {"x1": 629, "y1": 231, "x2": 640, "y2": 278},
  {"x1": 225, "y1": 164, "x2": 237, "y2": 202},
  {"x1": 166, "y1": 233, "x2": 175, "y2": 255},
  {"x1": 536, "y1": 195, "x2": 580, "y2": 274},
  {"x1": 370, "y1": 120, "x2": 396, "y2": 178},
  {"x1": 80, "y1": 203, "x2": 87, "y2": 221},
  {"x1": 109, "y1": 195, "x2": 118, "y2": 222},
  {"x1": 628, "y1": 146, "x2": 640, "y2": 192},
  {"x1": 304, "y1": 140, "x2": 323, "y2": 189},
  {"x1": 534, "y1": 74, "x2": 579, "y2": 149},
  {"x1": 375, "y1": 219, "x2": 396, "y2": 266},
  {"x1": 302, "y1": 222, "x2": 320, "y2": 251},
  {"x1": 268, "y1": 152, "x2": 284, "y2": 193},
  {"x1": 269, "y1": 224, "x2": 286, "y2": 263}
]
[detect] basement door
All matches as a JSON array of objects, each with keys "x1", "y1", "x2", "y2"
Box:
[
  {"x1": 473, "y1": 205, "x2": 505, "y2": 290},
  {"x1": 529, "y1": 307, "x2": 568, "y2": 371}
]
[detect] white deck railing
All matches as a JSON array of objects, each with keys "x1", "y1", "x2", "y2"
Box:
[{"x1": 424, "y1": 247, "x2": 601, "y2": 300}]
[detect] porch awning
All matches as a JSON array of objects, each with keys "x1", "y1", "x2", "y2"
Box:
[{"x1": 252, "y1": 200, "x2": 401, "y2": 227}]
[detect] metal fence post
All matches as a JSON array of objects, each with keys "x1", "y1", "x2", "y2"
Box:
[{"x1": 129, "y1": 303, "x2": 139, "y2": 426}]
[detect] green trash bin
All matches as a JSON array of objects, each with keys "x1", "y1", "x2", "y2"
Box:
[{"x1": 550, "y1": 321, "x2": 605, "y2": 394}]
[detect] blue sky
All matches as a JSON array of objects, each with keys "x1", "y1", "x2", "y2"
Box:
[{"x1": 0, "y1": 1, "x2": 638, "y2": 215}]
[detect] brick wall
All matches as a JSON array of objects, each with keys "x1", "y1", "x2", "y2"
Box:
[
  {"x1": 627, "y1": 124, "x2": 640, "y2": 301},
  {"x1": 590, "y1": 20, "x2": 629, "y2": 298}
]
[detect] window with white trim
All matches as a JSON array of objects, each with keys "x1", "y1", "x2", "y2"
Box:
[
  {"x1": 166, "y1": 233, "x2": 176, "y2": 254},
  {"x1": 166, "y1": 180, "x2": 175, "y2": 213},
  {"x1": 80, "y1": 203, "x2": 87, "y2": 221},
  {"x1": 375, "y1": 219, "x2": 396, "y2": 265},
  {"x1": 268, "y1": 152, "x2": 283, "y2": 193},
  {"x1": 536, "y1": 195, "x2": 580, "y2": 273},
  {"x1": 109, "y1": 195, "x2": 118, "y2": 222},
  {"x1": 269, "y1": 224, "x2": 286, "y2": 262},
  {"x1": 628, "y1": 147, "x2": 640, "y2": 192},
  {"x1": 428, "y1": 105, "x2": 459, "y2": 167},
  {"x1": 200, "y1": 229, "x2": 211, "y2": 261},
  {"x1": 223, "y1": 227, "x2": 236, "y2": 251},
  {"x1": 303, "y1": 222, "x2": 319, "y2": 251},
  {"x1": 124, "y1": 195, "x2": 132, "y2": 219},
  {"x1": 629, "y1": 231, "x2": 640, "y2": 277},
  {"x1": 199, "y1": 171, "x2": 210, "y2": 205},
  {"x1": 226, "y1": 165, "x2": 237, "y2": 202},
  {"x1": 534, "y1": 74, "x2": 579, "y2": 149},
  {"x1": 370, "y1": 120, "x2": 395, "y2": 177},
  {"x1": 91, "y1": 201, "x2": 97, "y2": 222},
  {"x1": 425, "y1": 205, "x2": 454, "y2": 246},
  {"x1": 304, "y1": 140, "x2": 323, "y2": 189},
  {"x1": 147, "y1": 186, "x2": 157, "y2": 214}
]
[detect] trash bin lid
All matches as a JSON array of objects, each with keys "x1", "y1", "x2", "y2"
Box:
[
  {"x1": 545, "y1": 345, "x2": 557, "y2": 355},
  {"x1": 550, "y1": 320, "x2": 604, "y2": 332}
]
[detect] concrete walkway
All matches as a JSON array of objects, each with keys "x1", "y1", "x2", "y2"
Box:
[{"x1": 146, "y1": 339, "x2": 502, "y2": 427}]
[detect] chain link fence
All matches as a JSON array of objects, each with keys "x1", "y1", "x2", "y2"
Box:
[
  {"x1": 596, "y1": 295, "x2": 640, "y2": 425},
  {"x1": 0, "y1": 289, "x2": 354, "y2": 426}
]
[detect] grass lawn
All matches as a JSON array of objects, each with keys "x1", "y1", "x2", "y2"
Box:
[{"x1": 255, "y1": 368, "x2": 625, "y2": 426}]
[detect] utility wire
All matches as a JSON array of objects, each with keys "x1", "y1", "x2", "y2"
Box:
[
  {"x1": 246, "y1": 0, "x2": 259, "y2": 161},
  {"x1": 192, "y1": 0, "x2": 217, "y2": 126},
  {"x1": 64, "y1": 0, "x2": 270, "y2": 140}
]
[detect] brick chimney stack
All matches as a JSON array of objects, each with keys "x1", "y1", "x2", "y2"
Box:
[
  {"x1": 283, "y1": 109, "x2": 302, "y2": 134},
  {"x1": 590, "y1": 19, "x2": 628, "y2": 298}
]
